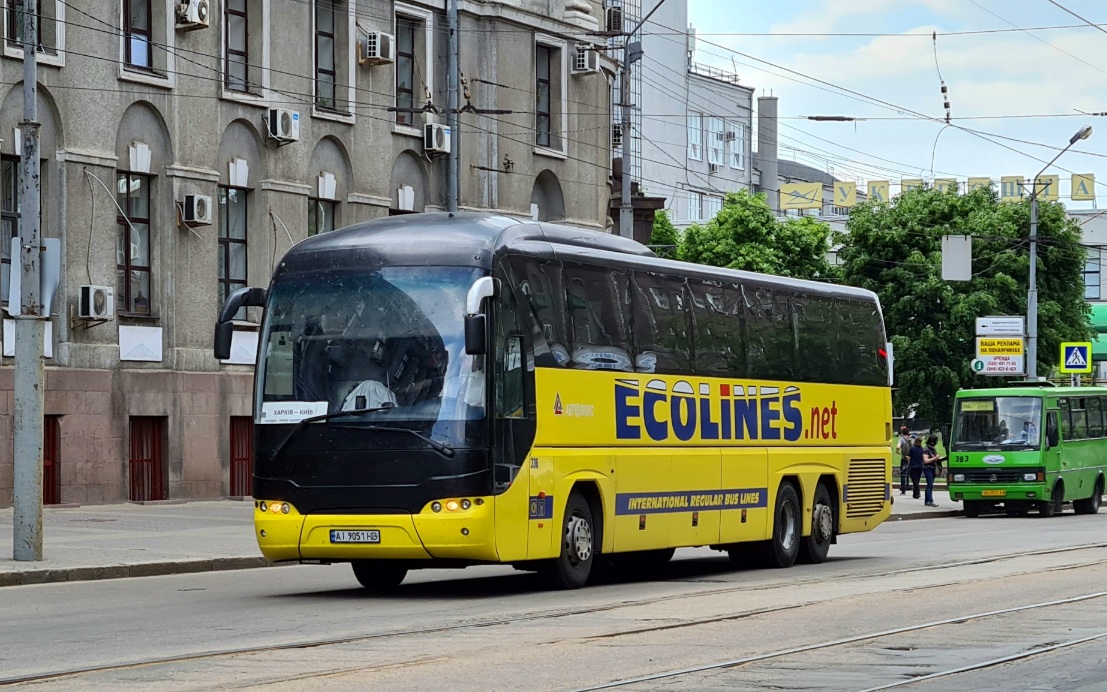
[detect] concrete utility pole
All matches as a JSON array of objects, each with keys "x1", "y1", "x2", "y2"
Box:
[
  {"x1": 13, "y1": 1, "x2": 45, "y2": 561},
  {"x1": 617, "y1": 0, "x2": 669, "y2": 238},
  {"x1": 446, "y1": 0, "x2": 459, "y2": 212},
  {"x1": 1026, "y1": 124, "x2": 1092, "y2": 381}
]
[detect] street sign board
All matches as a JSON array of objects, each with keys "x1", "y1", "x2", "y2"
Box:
[
  {"x1": 976, "y1": 337, "x2": 1024, "y2": 356},
  {"x1": 971, "y1": 355, "x2": 1026, "y2": 376},
  {"x1": 1060, "y1": 342, "x2": 1093, "y2": 374},
  {"x1": 975, "y1": 316, "x2": 1026, "y2": 337}
]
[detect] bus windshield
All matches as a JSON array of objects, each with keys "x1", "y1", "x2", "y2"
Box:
[
  {"x1": 255, "y1": 265, "x2": 487, "y2": 444},
  {"x1": 952, "y1": 397, "x2": 1043, "y2": 450}
]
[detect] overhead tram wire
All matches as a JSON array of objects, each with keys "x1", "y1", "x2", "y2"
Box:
[
  {"x1": 964, "y1": 0, "x2": 1107, "y2": 77},
  {"x1": 638, "y1": 23, "x2": 1107, "y2": 38},
  {"x1": 1045, "y1": 0, "x2": 1107, "y2": 38}
]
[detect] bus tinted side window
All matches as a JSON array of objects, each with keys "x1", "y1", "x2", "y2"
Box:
[
  {"x1": 793, "y1": 293, "x2": 835, "y2": 383},
  {"x1": 631, "y1": 270, "x2": 691, "y2": 375},
  {"x1": 1071, "y1": 398, "x2": 1089, "y2": 440},
  {"x1": 1060, "y1": 399, "x2": 1074, "y2": 440},
  {"x1": 688, "y1": 278, "x2": 743, "y2": 378},
  {"x1": 561, "y1": 261, "x2": 634, "y2": 372},
  {"x1": 745, "y1": 285, "x2": 797, "y2": 382},
  {"x1": 1088, "y1": 397, "x2": 1104, "y2": 438}
]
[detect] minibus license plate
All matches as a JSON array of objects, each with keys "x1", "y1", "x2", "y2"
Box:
[
  {"x1": 981, "y1": 489, "x2": 1006, "y2": 497},
  {"x1": 330, "y1": 530, "x2": 381, "y2": 544}
]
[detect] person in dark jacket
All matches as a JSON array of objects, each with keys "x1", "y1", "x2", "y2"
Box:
[
  {"x1": 923, "y1": 435, "x2": 941, "y2": 506},
  {"x1": 897, "y1": 426, "x2": 911, "y2": 495},
  {"x1": 908, "y1": 437, "x2": 926, "y2": 499}
]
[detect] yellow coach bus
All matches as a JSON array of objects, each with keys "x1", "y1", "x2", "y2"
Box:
[{"x1": 215, "y1": 212, "x2": 893, "y2": 590}]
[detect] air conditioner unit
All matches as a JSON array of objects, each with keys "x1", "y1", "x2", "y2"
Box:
[
  {"x1": 605, "y1": 6, "x2": 623, "y2": 33},
  {"x1": 176, "y1": 0, "x2": 210, "y2": 29},
  {"x1": 182, "y1": 194, "x2": 213, "y2": 226},
  {"x1": 359, "y1": 30, "x2": 395, "y2": 65},
  {"x1": 726, "y1": 130, "x2": 738, "y2": 142},
  {"x1": 424, "y1": 123, "x2": 452, "y2": 155},
  {"x1": 267, "y1": 108, "x2": 300, "y2": 143},
  {"x1": 572, "y1": 46, "x2": 600, "y2": 75},
  {"x1": 612, "y1": 123, "x2": 623, "y2": 148},
  {"x1": 79, "y1": 285, "x2": 114, "y2": 319},
  {"x1": 709, "y1": 162, "x2": 721, "y2": 173}
]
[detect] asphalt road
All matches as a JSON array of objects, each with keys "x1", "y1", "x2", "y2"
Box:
[{"x1": 3, "y1": 514, "x2": 1107, "y2": 690}]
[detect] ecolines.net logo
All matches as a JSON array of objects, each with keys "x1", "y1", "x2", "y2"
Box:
[{"x1": 613, "y1": 379, "x2": 840, "y2": 443}]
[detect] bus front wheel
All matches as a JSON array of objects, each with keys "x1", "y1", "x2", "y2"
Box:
[
  {"x1": 351, "y1": 560, "x2": 407, "y2": 590},
  {"x1": 1038, "y1": 483, "x2": 1064, "y2": 517},
  {"x1": 1074, "y1": 477, "x2": 1104, "y2": 515},
  {"x1": 761, "y1": 483, "x2": 801, "y2": 568},
  {"x1": 542, "y1": 492, "x2": 595, "y2": 589},
  {"x1": 798, "y1": 483, "x2": 835, "y2": 564}
]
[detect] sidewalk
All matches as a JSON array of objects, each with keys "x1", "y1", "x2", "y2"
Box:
[{"x1": 0, "y1": 496, "x2": 960, "y2": 587}]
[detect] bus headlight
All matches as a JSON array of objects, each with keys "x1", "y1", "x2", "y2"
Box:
[
  {"x1": 431, "y1": 502, "x2": 442, "y2": 513},
  {"x1": 953, "y1": 474, "x2": 965, "y2": 482},
  {"x1": 1023, "y1": 473, "x2": 1037, "y2": 481},
  {"x1": 461, "y1": 499, "x2": 472, "y2": 510},
  {"x1": 282, "y1": 503, "x2": 291, "y2": 514},
  {"x1": 259, "y1": 501, "x2": 268, "y2": 512},
  {"x1": 445, "y1": 500, "x2": 460, "y2": 512}
]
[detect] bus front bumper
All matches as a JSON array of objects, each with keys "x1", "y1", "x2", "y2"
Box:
[
  {"x1": 948, "y1": 484, "x2": 1045, "y2": 502},
  {"x1": 253, "y1": 499, "x2": 499, "y2": 563}
]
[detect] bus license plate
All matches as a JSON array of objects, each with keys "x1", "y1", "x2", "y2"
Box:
[
  {"x1": 981, "y1": 489, "x2": 1006, "y2": 497},
  {"x1": 330, "y1": 530, "x2": 381, "y2": 544}
]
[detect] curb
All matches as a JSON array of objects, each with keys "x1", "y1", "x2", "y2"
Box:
[
  {"x1": 0, "y1": 556, "x2": 273, "y2": 588},
  {"x1": 890, "y1": 510, "x2": 964, "y2": 521}
]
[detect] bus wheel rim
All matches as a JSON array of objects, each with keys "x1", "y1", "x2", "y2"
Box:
[
  {"x1": 780, "y1": 502, "x2": 797, "y2": 551},
  {"x1": 565, "y1": 514, "x2": 592, "y2": 564},
  {"x1": 813, "y1": 503, "x2": 833, "y2": 543}
]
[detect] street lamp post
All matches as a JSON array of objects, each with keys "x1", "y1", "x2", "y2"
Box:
[{"x1": 1027, "y1": 125, "x2": 1093, "y2": 380}]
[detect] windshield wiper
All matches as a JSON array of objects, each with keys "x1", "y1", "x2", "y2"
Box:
[
  {"x1": 354, "y1": 425, "x2": 456, "y2": 459},
  {"x1": 269, "y1": 405, "x2": 394, "y2": 462}
]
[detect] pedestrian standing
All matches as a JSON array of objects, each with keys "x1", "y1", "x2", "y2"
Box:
[
  {"x1": 908, "y1": 437, "x2": 925, "y2": 499},
  {"x1": 923, "y1": 436, "x2": 940, "y2": 507},
  {"x1": 897, "y1": 426, "x2": 911, "y2": 495}
]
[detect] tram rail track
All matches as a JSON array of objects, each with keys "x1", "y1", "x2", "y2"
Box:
[{"x1": 3, "y1": 542, "x2": 1107, "y2": 687}]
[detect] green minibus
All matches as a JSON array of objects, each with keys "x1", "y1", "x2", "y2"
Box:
[{"x1": 947, "y1": 385, "x2": 1106, "y2": 517}]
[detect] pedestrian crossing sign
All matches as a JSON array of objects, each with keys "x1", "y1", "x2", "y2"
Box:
[{"x1": 1060, "y1": 342, "x2": 1093, "y2": 374}]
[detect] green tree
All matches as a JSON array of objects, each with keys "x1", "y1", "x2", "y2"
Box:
[
  {"x1": 680, "y1": 190, "x2": 834, "y2": 278},
  {"x1": 649, "y1": 209, "x2": 680, "y2": 259},
  {"x1": 837, "y1": 185, "x2": 1091, "y2": 424}
]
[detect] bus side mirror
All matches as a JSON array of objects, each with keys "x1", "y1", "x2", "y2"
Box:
[
  {"x1": 464, "y1": 314, "x2": 487, "y2": 355},
  {"x1": 1047, "y1": 429, "x2": 1059, "y2": 449},
  {"x1": 214, "y1": 286, "x2": 267, "y2": 360}
]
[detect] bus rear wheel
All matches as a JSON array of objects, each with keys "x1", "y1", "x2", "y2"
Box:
[
  {"x1": 761, "y1": 483, "x2": 801, "y2": 568},
  {"x1": 1074, "y1": 477, "x2": 1104, "y2": 515},
  {"x1": 798, "y1": 483, "x2": 835, "y2": 564},
  {"x1": 542, "y1": 491, "x2": 595, "y2": 589},
  {"x1": 1038, "y1": 483, "x2": 1064, "y2": 517},
  {"x1": 351, "y1": 560, "x2": 407, "y2": 590}
]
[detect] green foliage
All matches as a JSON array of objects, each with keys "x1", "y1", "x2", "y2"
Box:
[
  {"x1": 837, "y1": 185, "x2": 1092, "y2": 424},
  {"x1": 679, "y1": 190, "x2": 835, "y2": 279},
  {"x1": 649, "y1": 209, "x2": 680, "y2": 259}
]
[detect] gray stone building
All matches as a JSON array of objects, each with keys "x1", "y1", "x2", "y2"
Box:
[
  {"x1": 0, "y1": 0, "x2": 614, "y2": 506},
  {"x1": 634, "y1": 0, "x2": 754, "y2": 228}
]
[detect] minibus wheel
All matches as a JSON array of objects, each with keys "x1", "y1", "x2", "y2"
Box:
[
  {"x1": 1073, "y1": 477, "x2": 1104, "y2": 515},
  {"x1": 1038, "y1": 483, "x2": 1064, "y2": 518}
]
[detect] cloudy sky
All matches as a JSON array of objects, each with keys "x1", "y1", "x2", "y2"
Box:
[{"x1": 682, "y1": 0, "x2": 1107, "y2": 207}]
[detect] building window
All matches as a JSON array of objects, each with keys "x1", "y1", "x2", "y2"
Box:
[
  {"x1": 229, "y1": 416, "x2": 253, "y2": 497},
  {"x1": 123, "y1": 0, "x2": 152, "y2": 69},
  {"x1": 688, "y1": 113, "x2": 702, "y2": 161},
  {"x1": 705, "y1": 195, "x2": 722, "y2": 219},
  {"x1": 218, "y1": 186, "x2": 248, "y2": 310},
  {"x1": 116, "y1": 172, "x2": 152, "y2": 315},
  {"x1": 314, "y1": 0, "x2": 337, "y2": 110},
  {"x1": 707, "y1": 117, "x2": 724, "y2": 166},
  {"x1": 308, "y1": 198, "x2": 336, "y2": 236},
  {"x1": 395, "y1": 17, "x2": 416, "y2": 125},
  {"x1": 536, "y1": 44, "x2": 552, "y2": 147},
  {"x1": 1085, "y1": 249, "x2": 1101, "y2": 300},
  {"x1": 43, "y1": 415, "x2": 60, "y2": 505},
  {"x1": 687, "y1": 191, "x2": 703, "y2": 222},
  {"x1": 729, "y1": 121, "x2": 745, "y2": 170},
  {"x1": 224, "y1": 0, "x2": 248, "y2": 91},
  {"x1": 1, "y1": 156, "x2": 18, "y2": 304}
]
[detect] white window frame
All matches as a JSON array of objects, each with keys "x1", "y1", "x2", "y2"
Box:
[
  {"x1": 688, "y1": 112, "x2": 702, "y2": 161},
  {"x1": 3, "y1": 0, "x2": 64, "y2": 66},
  {"x1": 116, "y1": 0, "x2": 175, "y2": 88},
  {"x1": 221, "y1": 0, "x2": 271, "y2": 105},
  {"x1": 729, "y1": 121, "x2": 746, "y2": 171},
  {"x1": 705, "y1": 195, "x2": 722, "y2": 219},
  {"x1": 707, "y1": 117, "x2": 724, "y2": 167},
  {"x1": 687, "y1": 191, "x2": 703, "y2": 222},
  {"x1": 534, "y1": 33, "x2": 568, "y2": 157},
  {"x1": 393, "y1": 3, "x2": 434, "y2": 138},
  {"x1": 1085, "y1": 248, "x2": 1102, "y2": 301},
  {"x1": 310, "y1": 0, "x2": 358, "y2": 124}
]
